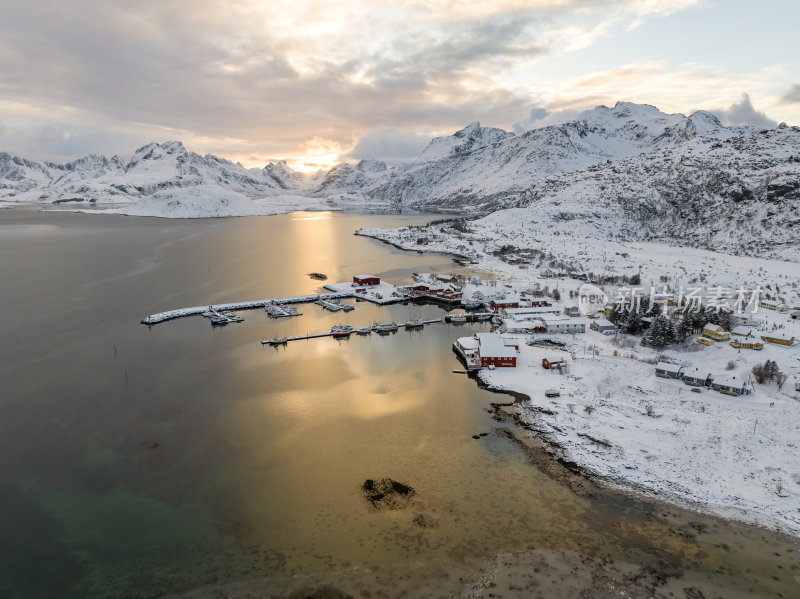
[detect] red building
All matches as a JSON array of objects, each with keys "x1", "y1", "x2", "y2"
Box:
[
  {"x1": 353, "y1": 275, "x2": 380, "y2": 286},
  {"x1": 454, "y1": 333, "x2": 518, "y2": 368},
  {"x1": 489, "y1": 299, "x2": 519, "y2": 313}
]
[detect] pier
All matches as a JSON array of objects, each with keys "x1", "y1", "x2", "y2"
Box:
[
  {"x1": 142, "y1": 291, "x2": 354, "y2": 325},
  {"x1": 262, "y1": 332, "x2": 334, "y2": 344}
]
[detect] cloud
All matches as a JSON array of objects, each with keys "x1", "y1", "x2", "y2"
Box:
[
  {"x1": 347, "y1": 129, "x2": 433, "y2": 164},
  {"x1": 512, "y1": 107, "x2": 550, "y2": 132},
  {"x1": 780, "y1": 84, "x2": 800, "y2": 104},
  {"x1": 712, "y1": 93, "x2": 777, "y2": 128},
  {"x1": 0, "y1": 0, "x2": 752, "y2": 166}
]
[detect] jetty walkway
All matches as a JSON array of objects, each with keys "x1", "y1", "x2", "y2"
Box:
[{"x1": 141, "y1": 291, "x2": 355, "y2": 325}]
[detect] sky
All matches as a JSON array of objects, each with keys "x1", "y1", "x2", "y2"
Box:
[{"x1": 0, "y1": 0, "x2": 798, "y2": 171}]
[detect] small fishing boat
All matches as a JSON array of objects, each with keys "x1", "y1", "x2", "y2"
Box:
[
  {"x1": 210, "y1": 315, "x2": 230, "y2": 325},
  {"x1": 262, "y1": 337, "x2": 288, "y2": 346},
  {"x1": 405, "y1": 319, "x2": 424, "y2": 330},
  {"x1": 331, "y1": 324, "x2": 354, "y2": 338},
  {"x1": 355, "y1": 326, "x2": 372, "y2": 335},
  {"x1": 449, "y1": 313, "x2": 467, "y2": 324}
]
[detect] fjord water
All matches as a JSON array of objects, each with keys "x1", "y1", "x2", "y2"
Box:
[{"x1": 0, "y1": 209, "x2": 797, "y2": 598}]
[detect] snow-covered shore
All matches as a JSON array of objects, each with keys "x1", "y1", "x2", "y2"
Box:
[
  {"x1": 361, "y1": 221, "x2": 800, "y2": 538},
  {"x1": 479, "y1": 332, "x2": 800, "y2": 538}
]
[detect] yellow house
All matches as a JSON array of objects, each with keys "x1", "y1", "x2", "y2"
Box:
[
  {"x1": 730, "y1": 338, "x2": 763, "y2": 350},
  {"x1": 761, "y1": 334, "x2": 796, "y2": 346},
  {"x1": 702, "y1": 323, "x2": 730, "y2": 340},
  {"x1": 697, "y1": 337, "x2": 714, "y2": 346}
]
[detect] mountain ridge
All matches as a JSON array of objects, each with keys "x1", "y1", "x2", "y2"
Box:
[{"x1": 1, "y1": 102, "x2": 798, "y2": 259}]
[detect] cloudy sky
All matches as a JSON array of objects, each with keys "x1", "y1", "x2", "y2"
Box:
[{"x1": 1, "y1": 0, "x2": 798, "y2": 171}]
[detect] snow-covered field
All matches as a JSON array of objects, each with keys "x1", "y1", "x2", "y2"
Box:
[{"x1": 478, "y1": 318, "x2": 800, "y2": 537}]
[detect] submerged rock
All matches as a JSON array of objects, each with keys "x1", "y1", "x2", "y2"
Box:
[
  {"x1": 362, "y1": 478, "x2": 416, "y2": 510},
  {"x1": 308, "y1": 272, "x2": 328, "y2": 280}
]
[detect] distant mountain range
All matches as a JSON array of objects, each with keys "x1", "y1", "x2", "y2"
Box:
[{"x1": 1, "y1": 102, "x2": 798, "y2": 256}]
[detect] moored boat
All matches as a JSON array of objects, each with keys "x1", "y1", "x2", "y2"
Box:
[
  {"x1": 262, "y1": 336, "x2": 288, "y2": 346},
  {"x1": 373, "y1": 321, "x2": 399, "y2": 334},
  {"x1": 404, "y1": 319, "x2": 424, "y2": 329},
  {"x1": 449, "y1": 313, "x2": 467, "y2": 324},
  {"x1": 355, "y1": 326, "x2": 372, "y2": 335},
  {"x1": 331, "y1": 324, "x2": 354, "y2": 338}
]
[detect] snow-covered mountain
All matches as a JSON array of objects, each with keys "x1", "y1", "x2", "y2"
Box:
[
  {"x1": 318, "y1": 103, "x2": 781, "y2": 213},
  {"x1": 0, "y1": 140, "x2": 302, "y2": 205},
  {"x1": 416, "y1": 121, "x2": 514, "y2": 162},
  {"x1": 1, "y1": 101, "x2": 798, "y2": 258}
]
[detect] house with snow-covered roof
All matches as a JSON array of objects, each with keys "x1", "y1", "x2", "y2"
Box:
[
  {"x1": 702, "y1": 323, "x2": 729, "y2": 340},
  {"x1": 683, "y1": 367, "x2": 713, "y2": 387},
  {"x1": 731, "y1": 325, "x2": 754, "y2": 337},
  {"x1": 710, "y1": 376, "x2": 750, "y2": 396},
  {"x1": 760, "y1": 333, "x2": 795, "y2": 346},
  {"x1": 655, "y1": 362, "x2": 683, "y2": 379},
  {"x1": 453, "y1": 333, "x2": 518, "y2": 369}
]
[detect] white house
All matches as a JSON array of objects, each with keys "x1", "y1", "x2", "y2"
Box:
[
  {"x1": 683, "y1": 367, "x2": 713, "y2": 387},
  {"x1": 710, "y1": 376, "x2": 750, "y2": 396},
  {"x1": 537, "y1": 314, "x2": 586, "y2": 334},
  {"x1": 590, "y1": 319, "x2": 617, "y2": 334},
  {"x1": 501, "y1": 306, "x2": 562, "y2": 319},
  {"x1": 730, "y1": 312, "x2": 762, "y2": 327},
  {"x1": 655, "y1": 362, "x2": 683, "y2": 379}
]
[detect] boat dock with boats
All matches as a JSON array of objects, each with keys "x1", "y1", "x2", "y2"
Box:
[
  {"x1": 142, "y1": 291, "x2": 357, "y2": 325},
  {"x1": 265, "y1": 302, "x2": 302, "y2": 318}
]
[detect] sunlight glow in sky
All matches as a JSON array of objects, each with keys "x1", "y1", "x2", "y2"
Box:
[{"x1": 0, "y1": 0, "x2": 797, "y2": 170}]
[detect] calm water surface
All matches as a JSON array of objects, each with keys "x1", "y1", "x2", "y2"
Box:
[{"x1": 0, "y1": 209, "x2": 797, "y2": 598}]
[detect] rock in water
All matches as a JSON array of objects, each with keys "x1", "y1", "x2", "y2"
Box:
[{"x1": 362, "y1": 478, "x2": 416, "y2": 510}]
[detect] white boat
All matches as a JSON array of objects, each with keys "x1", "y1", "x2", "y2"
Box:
[
  {"x1": 449, "y1": 313, "x2": 467, "y2": 324},
  {"x1": 373, "y1": 322, "x2": 399, "y2": 334},
  {"x1": 355, "y1": 326, "x2": 372, "y2": 335},
  {"x1": 262, "y1": 337, "x2": 288, "y2": 346},
  {"x1": 405, "y1": 319, "x2": 424, "y2": 329},
  {"x1": 220, "y1": 311, "x2": 244, "y2": 322},
  {"x1": 210, "y1": 316, "x2": 230, "y2": 326}
]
